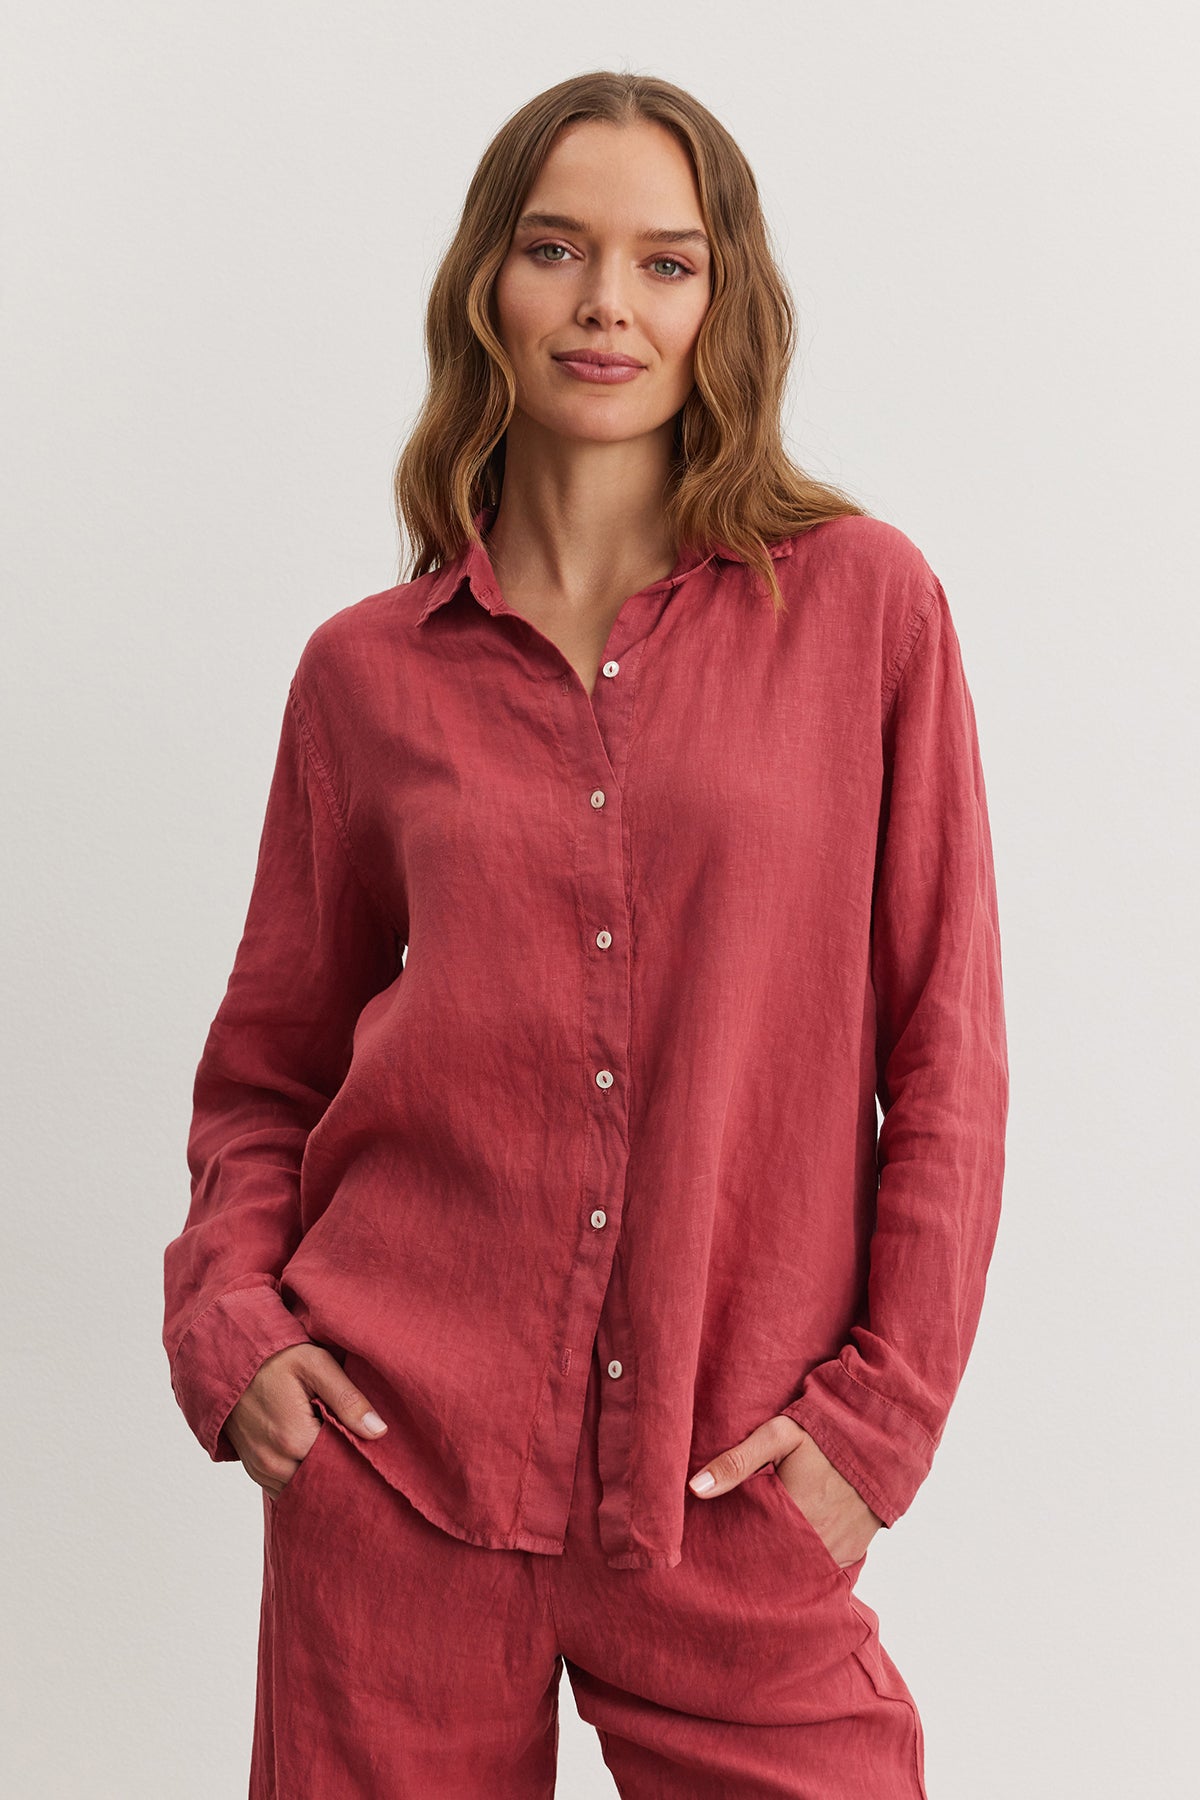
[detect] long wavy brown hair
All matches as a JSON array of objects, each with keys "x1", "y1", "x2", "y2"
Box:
[{"x1": 392, "y1": 69, "x2": 868, "y2": 616}]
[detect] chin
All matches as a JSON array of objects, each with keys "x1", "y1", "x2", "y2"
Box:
[{"x1": 527, "y1": 411, "x2": 646, "y2": 449}]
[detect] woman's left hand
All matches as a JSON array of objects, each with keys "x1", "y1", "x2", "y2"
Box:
[{"x1": 687, "y1": 1415, "x2": 885, "y2": 1568}]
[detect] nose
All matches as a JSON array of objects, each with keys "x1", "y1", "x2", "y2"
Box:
[{"x1": 575, "y1": 253, "x2": 634, "y2": 331}]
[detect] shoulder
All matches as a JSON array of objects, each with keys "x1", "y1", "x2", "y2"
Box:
[
  {"x1": 781, "y1": 512, "x2": 942, "y2": 667},
  {"x1": 289, "y1": 575, "x2": 434, "y2": 708},
  {"x1": 781, "y1": 514, "x2": 939, "y2": 607}
]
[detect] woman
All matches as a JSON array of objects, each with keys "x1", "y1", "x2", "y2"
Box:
[{"x1": 163, "y1": 70, "x2": 1008, "y2": 1798}]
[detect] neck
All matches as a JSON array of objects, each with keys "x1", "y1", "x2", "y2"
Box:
[{"x1": 484, "y1": 416, "x2": 679, "y2": 604}]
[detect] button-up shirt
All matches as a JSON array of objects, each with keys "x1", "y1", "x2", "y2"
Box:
[{"x1": 162, "y1": 506, "x2": 1009, "y2": 1571}]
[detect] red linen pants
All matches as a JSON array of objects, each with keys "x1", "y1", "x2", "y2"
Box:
[{"x1": 250, "y1": 1341, "x2": 928, "y2": 1798}]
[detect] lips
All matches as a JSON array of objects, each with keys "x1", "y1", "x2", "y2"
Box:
[
  {"x1": 552, "y1": 351, "x2": 645, "y2": 368},
  {"x1": 552, "y1": 354, "x2": 646, "y2": 386}
]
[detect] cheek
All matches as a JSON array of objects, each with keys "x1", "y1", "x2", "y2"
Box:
[
  {"x1": 656, "y1": 296, "x2": 708, "y2": 370},
  {"x1": 494, "y1": 264, "x2": 556, "y2": 351},
  {"x1": 656, "y1": 327, "x2": 703, "y2": 385}
]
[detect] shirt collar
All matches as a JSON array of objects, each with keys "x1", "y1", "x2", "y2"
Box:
[{"x1": 414, "y1": 504, "x2": 794, "y2": 627}]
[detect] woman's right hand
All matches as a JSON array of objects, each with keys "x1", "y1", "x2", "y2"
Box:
[{"x1": 223, "y1": 1343, "x2": 388, "y2": 1500}]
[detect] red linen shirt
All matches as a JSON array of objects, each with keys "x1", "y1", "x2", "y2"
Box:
[{"x1": 163, "y1": 506, "x2": 1008, "y2": 1572}]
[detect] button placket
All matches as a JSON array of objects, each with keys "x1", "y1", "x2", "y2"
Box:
[
  {"x1": 574, "y1": 619, "x2": 651, "y2": 1562},
  {"x1": 526, "y1": 600, "x2": 667, "y2": 1558},
  {"x1": 584, "y1": 759, "x2": 623, "y2": 1284}
]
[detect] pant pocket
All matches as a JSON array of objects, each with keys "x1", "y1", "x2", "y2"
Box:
[
  {"x1": 759, "y1": 1463, "x2": 868, "y2": 1590},
  {"x1": 270, "y1": 1397, "x2": 336, "y2": 1513}
]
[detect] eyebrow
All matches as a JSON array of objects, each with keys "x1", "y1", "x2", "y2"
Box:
[{"x1": 516, "y1": 211, "x2": 710, "y2": 250}]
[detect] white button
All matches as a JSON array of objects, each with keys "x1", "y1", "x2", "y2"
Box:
[
  {"x1": 595, "y1": 1069, "x2": 613, "y2": 1089},
  {"x1": 590, "y1": 1209, "x2": 607, "y2": 1229},
  {"x1": 590, "y1": 788, "x2": 606, "y2": 808},
  {"x1": 602, "y1": 660, "x2": 619, "y2": 677},
  {"x1": 607, "y1": 1359, "x2": 623, "y2": 1379},
  {"x1": 595, "y1": 930, "x2": 612, "y2": 950}
]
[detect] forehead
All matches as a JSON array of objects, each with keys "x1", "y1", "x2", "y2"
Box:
[{"x1": 522, "y1": 119, "x2": 703, "y2": 224}]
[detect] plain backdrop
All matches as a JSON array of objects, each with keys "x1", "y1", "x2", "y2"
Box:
[{"x1": 2, "y1": 3, "x2": 1197, "y2": 1795}]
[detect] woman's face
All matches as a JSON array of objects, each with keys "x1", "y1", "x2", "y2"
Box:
[{"x1": 493, "y1": 119, "x2": 713, "y2": 449}]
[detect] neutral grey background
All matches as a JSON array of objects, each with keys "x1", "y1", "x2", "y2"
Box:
[{"x1": 3, "y1": 3, "x2": 1197, "y2": 1795}]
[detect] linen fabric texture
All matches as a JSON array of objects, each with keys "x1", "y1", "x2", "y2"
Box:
[
  {"x1": 249, "y1": 1346, "x2": 929, "y2": 1797},
  {"x1": 162, "y1": 508, "x2": 1009, "y2": 1573}
]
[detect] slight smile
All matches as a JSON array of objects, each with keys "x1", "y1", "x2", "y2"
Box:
[{"x1": 552, "y1": 351, "x2": 646, "y2": 385}]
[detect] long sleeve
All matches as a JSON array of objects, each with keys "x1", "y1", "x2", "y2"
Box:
[
  {"x1": 781, "y1": 578, "x2": 1009, "y2": 1526},
  {"x1": 162, "y1": 672, "x2": 402, "y2": 1461}
]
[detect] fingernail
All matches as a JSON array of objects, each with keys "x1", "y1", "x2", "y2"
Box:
[
  {"x1": 689, "y1": 1470, "x2": 716, "y2": 1493},
  {"x1": 362, "y1": 1411, "x2": 387, "y2": 1434}
]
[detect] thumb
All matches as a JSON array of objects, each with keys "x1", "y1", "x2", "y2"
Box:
[
  {"x1": 688, "y1": 1432, "x2": 773, "y2": 1498},
  {"x1": 307, "y1": 1366, "x2": 388, "y2": 1440}
]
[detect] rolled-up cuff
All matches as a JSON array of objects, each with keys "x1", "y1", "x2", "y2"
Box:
[
  {"x1": 781, "y1": 1359, "x2": 938, "y2": 1528},
  {"x1": 168, "y1": 1281, "x2": 313, "y2": 1462}
]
